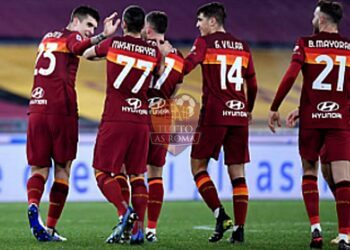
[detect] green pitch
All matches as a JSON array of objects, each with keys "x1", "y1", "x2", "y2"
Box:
[{"x1": 0, "y1": 200, "x2": 338, "y2": 249}]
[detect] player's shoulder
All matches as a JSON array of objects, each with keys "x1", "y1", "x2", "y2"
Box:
[
  {"x1": 42, "y1": 29, "x2": 82, "y2": 43},
  {"x1": 168, "y1": 47, "x2": 184, "y2": 59}
]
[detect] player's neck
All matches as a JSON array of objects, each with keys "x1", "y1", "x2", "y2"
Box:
[
  {"x1": 319, "y1": 23, "x2": 338, "y2": 34},
  {"x1": 124, "y1": 31, "x2": 141, "y2": 38},
  {"x1": 210, "y1": 26, "x2": 226, "y2": 34}
]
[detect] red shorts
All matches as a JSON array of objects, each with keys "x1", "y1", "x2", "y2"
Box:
[
  {"x1": 299, "y1": 128, "x2": 350, "y2": 162},
  {"x1": 147, "y1": 141, "x2": 167, "y2": 167},
  {"x1": 191, "y1": 125, "x2": 249, "y2": 165},
  {"x1": 26, "y1": 113, "x2": 78, "y2": 167},
  {"x1": 93, "y1": 121, "x2": 149, "y2": 175}
]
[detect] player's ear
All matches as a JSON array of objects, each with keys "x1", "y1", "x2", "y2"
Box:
[
  {"x1": 121, "y1": 20, "x2": 126, "y2": 30},
  {"x1": 208, "y1": 16, "x2": 216, "y2": 26},
  {"x1": 72, "y1": 16, "x2": 80, "y2": 26}
]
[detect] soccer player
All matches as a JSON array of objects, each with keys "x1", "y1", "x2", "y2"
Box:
[
  {"x1": 26, "y1": 6, "x2": 118, "y2": 242},
  {"x1": 183, "y1": 2, "x2": 258, "y2": 243},
  {"x1": 83, "y1": 5, "x2": 170, "y2": 244},
  {"x1": 268, "y1": 1, "x2": 350, "y2": 249},
  {"x1": 287, "y1": 107, "x2": 349, "y2": 245},
  {"x1": 141, "y1": 11, "x2": 184, "y2": 242}
]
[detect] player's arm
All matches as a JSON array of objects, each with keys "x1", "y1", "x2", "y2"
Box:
[
  {"x1": 83, "y1": 38, "x2": 112, "y2": 60},
  {"x1": 155, "y1": 40, "x2": 173, "y2": 76},
  {"x1": 245, "y1": 53, "x2": 258, "y2": 115},
  {"x1": 286, "y1": 107, "x2": 299, "y2": 128},
  {"x1": 183, "y1": 37, "x2": 206, "y2": 75},
  {"x1": 268, "y1": 61, "x2": 302, "y2": 133},
  {"x1": 268, "y1": 39, "x2": 304, "y2": 133},
  {"x1": 68, "y1": 12, "x2": 120, "y2": 56}
]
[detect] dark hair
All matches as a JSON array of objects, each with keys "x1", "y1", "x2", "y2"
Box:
[
  {"x1": 196, "y1": 2, "x2": 226, "y2": 26},
  {"x1": 317, "y1": 0, "x2": 343, "y2": 24},
  {"x1": 123, "y1": 5, "x2": 145, "y2": 33},
  {"x1": 70, "y1": 6, "x2": 100, "y2": 23},
  {"x1": 146, "y1": 11, "x2": 168, "y2": 34}
]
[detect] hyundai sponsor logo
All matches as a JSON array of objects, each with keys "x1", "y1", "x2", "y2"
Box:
[
  {"x1": 316, "y1": 101, "x2": 339, "y2": 112},
  {"x1": 126, "y1": 98, "x2": 142, "y2": 109},
  {"x1": 148, "y1": 97, "x2": 166, "y2": 109},
  {"x1": 225, "y1": 100, "x2": 245, "y2": 110},
  {"x1": 31, "y1": 87, "x2": 45, "y2": 99}
]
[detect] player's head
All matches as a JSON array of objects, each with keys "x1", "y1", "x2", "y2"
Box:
[
  {"x1": 196, "y1": 2, "x2": 226, "y2": 36},
  {"x1": 122, "y1": 5, "x2": 145, "y2": 34},
  {"x1": 312, "y1": 0, "x2": 343, "y2": 32},
  {"x1": 142, "y1": 11, "x2": 168, "y2": 39},
  {"x1": 69, "y1": 6, "x2": 100, "y2": 38}
]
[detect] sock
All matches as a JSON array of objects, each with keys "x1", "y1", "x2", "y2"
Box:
[
  {"x1": 147, "y1": 177, "x2": 164, "y2": 230},
  {"x1": 114, "y1": 173, "x2": 130, "y2": 204},
  {"x1": 232, "y1": 177, "x2": 249, "y2": 226},
  {"x1": 47, "y1": 179, "x2": 69, "y2": 228},
  {"x1": 194, "y1": 171, "x2": 221, "y2": 212},
  {"x1": 27, "y1": 173, "x2": 46, "y2": 206},
  {"x1": 96, "y1": 172, "x2": 127, "y2": 216},
  {"x1": 130, "y1": 176, "x2": 148, "y2": 234},
  {"x1": 302, "y1": 175, "x2": 320, "y2": 226},
  {"x1": 335, "y1": 181, "x2": 350, "y2": 235},
  {"x1": 311, "y1": 223, "x2": 322, "y2": 233}
]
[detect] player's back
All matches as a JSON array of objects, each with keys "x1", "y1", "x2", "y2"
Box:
[
  {"x1": 29, "y1": 29, "x2": 81, "y2": 116},
  {"x1": 296, "y1": 32, "x2": 350, "y2": 129},
  {"x1": 200, "y1": 32, "x2": 255, "y2": 126},
  {"x1": 101, "y1": 35, "x2": 161, "y2": 123},
  {"x1": 148, "y1": 47, "x2": 184, "y2": 99}
]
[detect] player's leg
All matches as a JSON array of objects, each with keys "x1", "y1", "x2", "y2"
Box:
[
  {"x1": 92, "y1": 122, "x2": 136, "y2": 243},
  {"x1": 129, "y1": 174, "x2": 148, "y2": 244},
  {"x1": 146, "y1": 164, "x2": 164, "y2": 242},
  {"x1": 320, "y1": 145, "x2": 336, "y2": 197},
  {"x1": 327, "y1": 129, "x2": 350, "y2": 249},
  {"x1": 331, "y1": 161, "x2": 350, "y2": 249},
  {"x1": 44, "y1": 115, "x2": 77, "y2": 241},
  {"x1": 45, "y1": 161, "x2": 71, "y2": 241},
  {"x1": 224, "y1": 126, "x2": 249, "y2": 244},
  {"x1": 191, "y1": 125, "x2": 232, "y2": 242},
  {"x1": 115, "y1": 164, "x2": 130, "y2": 204},
  {"x1": 299, "y1": 128, "x2": 323, "y2": 248},
  {"x1": 26, "y1": 113, "x2": 52, "y2": 241},
  {"x1": 125, "y1": 123, "x2": 150, "y2": 245},
  {"x1": 27, "y1": 166, "x2": 51, "y2": 241},
  {"x1": 145, "y1": 142, "x2": 167, "y2": 242}
]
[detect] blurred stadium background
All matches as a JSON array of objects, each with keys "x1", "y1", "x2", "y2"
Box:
[{"x1": 0, "y1": 1, "x2": 349, "y2": 248}]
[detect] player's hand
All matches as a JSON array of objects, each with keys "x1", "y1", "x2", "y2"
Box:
[
  {"x1": 286, "y1": 108, "x2": 299, "y2": 128},
  {"x1": 103, "y1": 12, "x2": 120, "y2": 37},
  {"x1": 158, "y1": 40, "x2": 173, "y2": 57},
  {"x1": 247, "y1": 112, "x2": 252, "y2": 125},
  {"x1": 268, "y1": 111, "x2": 281, "y2": 133}
]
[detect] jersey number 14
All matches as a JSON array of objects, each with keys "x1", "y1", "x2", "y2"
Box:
[{"x1": 217, "y1": 55, "x2": 244, "y2": 91}]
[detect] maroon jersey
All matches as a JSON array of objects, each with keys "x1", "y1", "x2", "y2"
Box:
[
  {"x1": 148, "y1": 48, "x2": 184, "y2": 99},
  {"x1": 184, "y1": 31, "x2": 257, "y2": 126},
  {"x1": 276, "y1": 32, "x2": 350, "y2": 129},
  {"x1": 148, "y1": 47, "x2": 184, "y2": 116},
  {"x1": 95, "y1": 35, "x2": 162, "y2": 123},
  {"x1": 29, "y1": 29, "x2": 92, "y2": 116}
]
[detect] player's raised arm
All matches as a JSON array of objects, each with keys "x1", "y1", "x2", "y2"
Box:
[
  {"x1": 68, "y1": 12, "x2": 119, "y2": 56},
  {"x1": 154, "y1": 40, "x2": 172, "y2": 76},
  {"x1": 183, "y1": 37, "x2": 206, "y2": 75}
]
